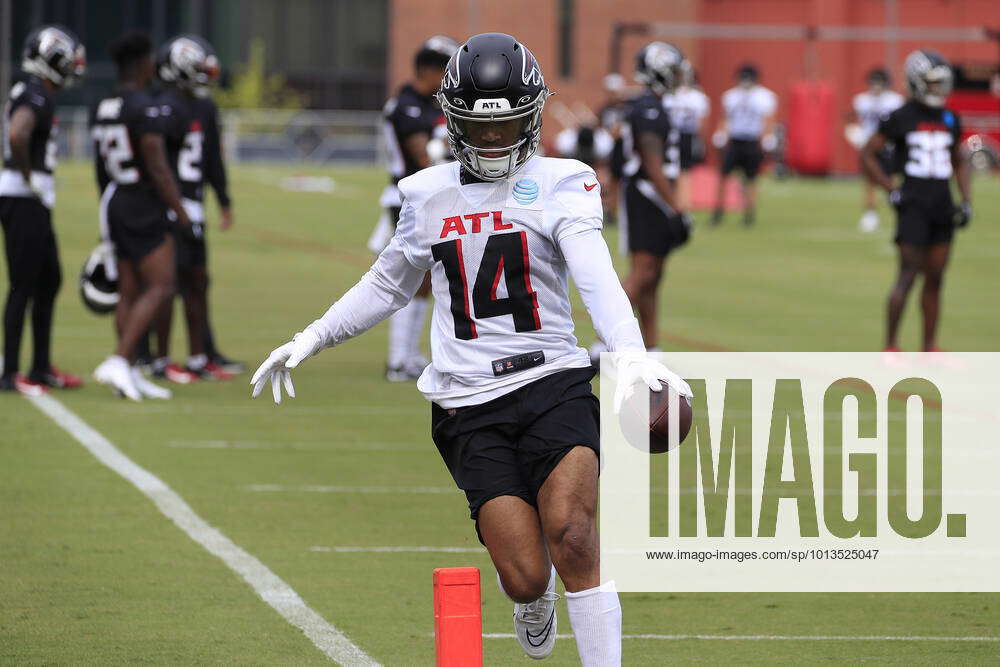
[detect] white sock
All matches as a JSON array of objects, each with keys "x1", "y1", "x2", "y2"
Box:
[
  {"x1": 405, "y1": 297, "x2": 430, "y2": 360},
  {"x1": 565, "y1": 580, "x2": 622, "y2": 667},
  {"x1": 387, "y1": 301, "x2": 417, "y2": 368}
]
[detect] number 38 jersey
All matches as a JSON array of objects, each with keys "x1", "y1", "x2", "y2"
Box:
[
  {"x1": 878, "y1": 101, "x2": 961, "y2": 204},
  {"x1": 395, "y1": 156, "x2": 602, "y2": 407}
]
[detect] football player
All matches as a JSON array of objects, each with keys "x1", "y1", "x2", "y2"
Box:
[
  {"x1": 0, "y1": 26, "x2": 86, "y2": 394},
  {"x1": 663, "y1": 61, "x2": 709, "y2": 210},
  {"x1": 849, "y1": 68, "x2": 904, "y2": 232},
  {"x1": 861, "y1": 50, "x2": 971, "y2": 353},
  {"x1": 91, "y1": 32, "x2": 193, "y2": 400},
  {"x1": 618, "y1": 42, "x2": 691, "y2": 351},
  {"x1": 151, "y1": 34, "x2": 235, "y2": 382},
  {"x1": 372, "y1": 35, "x2": 457, "y2": 382},
  {"x1": 711, "y1": 64, "x2": 777, "y2": 226},
  {"x1": 251, "y1": 33, "x2": 691, "y2": 666}
]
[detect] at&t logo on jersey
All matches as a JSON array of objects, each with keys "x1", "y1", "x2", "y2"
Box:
[{"x1": 512, "y1": 178, "x2": 539, "y2": 205}]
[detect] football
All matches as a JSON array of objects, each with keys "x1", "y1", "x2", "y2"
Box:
[{"x1": 648, "y1": 384, "x2": 694, "y2": 453}]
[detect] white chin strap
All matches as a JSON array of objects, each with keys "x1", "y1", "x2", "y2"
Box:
[{"x1": 923, "y1": 94, "x2": 945, "y2": 108}]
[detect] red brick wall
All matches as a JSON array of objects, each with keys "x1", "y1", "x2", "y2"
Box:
[{"x1": 388, "y1": 0, "x2": 999, "y2": 173}]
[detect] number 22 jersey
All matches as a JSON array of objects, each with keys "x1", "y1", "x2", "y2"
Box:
[
  {"x1": 878, "y1": 101, "x2": 961, "y2": 206},
  {"x1": 395, "y1": 156, "x2": 603, "y2": 407}
]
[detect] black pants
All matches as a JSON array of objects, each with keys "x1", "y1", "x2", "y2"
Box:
[{"x1": 1, "y1": 197, "x2": 62, "y2": 378}]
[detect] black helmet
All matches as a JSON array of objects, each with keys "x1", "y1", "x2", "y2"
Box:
[
  {"x1": 437, "y1": 32, "x2": 550, "y2": 181},
  {"x1": 157, "y1": 35, "x2": 219, "y2": 98},
  {"x1": 634, "y1": 42, "x2": 685, "y2": 95},
  {"x1": 415, "y1": 35, "x2": 458, "y2": 71},
  {"x1": 79, "y1": 244, "x2": 119, "y2": 315},
  {"x1": 904, "y1": 49, "x2": 952, "y2": 108},
  {"x1": 22, "y1": 25, "x2": 86, "y2": 87}
]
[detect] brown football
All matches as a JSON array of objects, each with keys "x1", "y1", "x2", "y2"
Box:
[{"x1": 648, "y1": 385, "x2": 694, "y2": 453}]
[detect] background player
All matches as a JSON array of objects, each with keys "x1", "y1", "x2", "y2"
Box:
[
  {"x1": 663, "y1": 61, "x2": 709, "y2": 210},
  {"x1": 0, "y1": 26, "x2": 86, "y2": 394},
  {"x1": 618, "y1": 42, "x2": 691, "y2": 351},
  {"x1": 370, "y1": 35, "x2": 457, "y2": 382},
  {"x1": 91, "y1": 32, "x2": 193, "y2": 400},
  {"x1": 250, "y1": 32, "x2": 691, "y2": 667},
  {"x1": 711, "y1": 63, "x2": 777, "y2": 226},
  {"x1": 861, "y1": 49, "x2": 971, "y2": 353},
  {"x1": 848, "y1": 68, "x2": 904, "y2": 232},
  {"x1": 152, "y1": 34, "x2": 235, "y2": 381}
]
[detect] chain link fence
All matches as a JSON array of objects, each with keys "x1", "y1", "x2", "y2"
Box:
[{"x1": 55, "y1": 107, "x2": 386, "y2": 165}]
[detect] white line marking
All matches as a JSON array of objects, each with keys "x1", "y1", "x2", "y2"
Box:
[
  {"x1": 249, "y1": 484, "x2": 459, "y2": 494},
  {"x1": 311, "y1": 546, "x2": 486, "y2": 553},
  {"x1": 482, "y1": 633, "x2": 1000, "y2": 642},
  {"x1": 27, "y1": 393, "x2": 378, "y2": 666}
]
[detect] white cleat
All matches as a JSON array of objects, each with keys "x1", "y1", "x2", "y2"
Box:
[
  {"x1": 131, "y1": 367, "x2": 172, "y2": 399},
  {"x1": 506, "y1": 567, "x2": 559, "y2": 660},
  {"x1": 859, "y1": 210, "x2": 879, "y2": 232},
  {"x1": 94, "y1": 355, "x2": 142, "y2": 401}
]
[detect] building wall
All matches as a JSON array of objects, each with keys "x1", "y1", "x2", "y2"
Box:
[{"x1": 388, "y1": 0, "x2": 999, "y2": 173}]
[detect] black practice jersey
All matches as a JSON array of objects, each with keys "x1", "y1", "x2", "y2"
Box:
[
  {"x1": 622, "y1": 91, "x2": 679, "y2": 181},
  {"x1": 383, "y1": 83, "x2": 444, "y2": 182},
  {"x1": 91, "y1": 88, "x2": 186, "y2": 193},
  {"x1": 878, "y1": 101, "x2": 961, "y2": 202},
  {"x1": 2, "y1": 76, "x2": 56, "y2": 174},
  {"x1": 191, "y1": 96, "x2": 230, "y2": 207}
]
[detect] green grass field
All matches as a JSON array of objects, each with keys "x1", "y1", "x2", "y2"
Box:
[{"x1": 2, "y1": 162, "x2": 998, "y2": 664}]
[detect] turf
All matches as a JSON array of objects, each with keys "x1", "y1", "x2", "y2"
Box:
[{"x1": 1, "y1": 162, "x2": 998, "y2": 664}]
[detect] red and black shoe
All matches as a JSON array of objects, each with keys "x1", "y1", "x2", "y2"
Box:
[
  {"x1": 34, "y1": 366, "x2": 84, "y2": 389},
  {"x1": 14, "y1": 374, "x2": 49, "y2": 396},
  {"x1": 188, "y1": 360, "x2": 234, "y2": 381}
]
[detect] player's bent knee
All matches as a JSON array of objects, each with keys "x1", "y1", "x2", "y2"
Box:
[
  {"x1": 548, "y1": 514, "x2": 597, "y2": 568},
  {"x1": 497, "y1": 564, "x2": 550, "y2": 602}
]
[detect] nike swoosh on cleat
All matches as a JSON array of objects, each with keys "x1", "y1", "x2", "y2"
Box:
[{"x1": 525, "y1": 611, "x2": 555, "y2": 647}]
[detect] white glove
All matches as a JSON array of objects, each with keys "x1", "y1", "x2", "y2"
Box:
[
  {"x1": 712, "y1": 130, "x2": 728, "y2": 149},
  {"x1": 612, "y1": 349, "x2": 693, "y2": 415},
  {"x1": 250, "y1": 329, "x2": 324, "y2": 404},
  {"x1": 761, "y1": 133, "x2": 778, "y2": 152}
]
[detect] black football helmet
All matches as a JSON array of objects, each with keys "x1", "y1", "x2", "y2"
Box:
[
  {"x1": 79, "y1": 243, "x2": 119, "y2": 315},
  {"x1": 21, "y1": 25, "x2": 86, "y2": 87},
  {"x1": 157, "y1": 35, "x2": 219, "y2": 98},
  {"x1": 634, "y1": 42, "x2": 685, "y2": 95},
  {"x1": 437, "y1": 33, "x2": 550, "y2": 181},
  {"x1": 904, "y1": 49, "x2": 952, "y2": 108}
]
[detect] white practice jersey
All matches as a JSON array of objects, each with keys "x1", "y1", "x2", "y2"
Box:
[
  {"x1": 664, "y1": 86, "x2": 710, "y2": 135},
  {"x1": 395, "y1": 157, "x2": 602, "y2": 406},
  {"x1": 721, "y1": 85, "x2": 777, "y2": 140},
  {"x1": 853, "y1": 90, "x2": 904, "y2": 141}
]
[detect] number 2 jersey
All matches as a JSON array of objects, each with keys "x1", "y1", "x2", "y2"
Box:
[
  {"x1": 878, "y1": 100, "x2": 961, "y2": 206},
  {"x1": 0, "y1": 76, "x2": 57, "y2": 208}
]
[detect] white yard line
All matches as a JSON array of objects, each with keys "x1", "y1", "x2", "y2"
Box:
[
  {"x1": 26, "y1": 393, "x2": 378, "y2": 666},
  {"x1": 311, "y1": 546, "x2": 486, "y2": 553},
  {"x1": 482, "y1": 633, "x2": 1000, "y2": 642}
]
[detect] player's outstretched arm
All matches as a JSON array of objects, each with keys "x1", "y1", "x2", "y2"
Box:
[
  {"x1": 251, "y1": 235, "x2": 425, "y2": 403},
  {"x1": 559, "y1": 228, "x2": 692, "y2": 412}
]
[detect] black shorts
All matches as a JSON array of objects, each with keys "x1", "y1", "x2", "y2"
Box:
[
  {"x1": 175, "y1": 224, "x2": 207, "y2": 271},
  {"x1": 895, "y1": 196, "x2": 955, "y2": 246},
  {"x1": 678, "y1": 132, "x2": 705, "y2": 170},
  {"x1": 431, "y1": 367, "x2": 600, "y2": 525},
  {"x1": 388, "y1": 206, "x2": 401, "y2": 230},
  {"x1": 106, "y1": 187, "x2": 172, "y2": 261},
  {"x1": 721, "y1": 138, "x2": 764, "y2": 179},
  {"x1": 622, "y1": 178, "x2": 690, "y2": 257}
]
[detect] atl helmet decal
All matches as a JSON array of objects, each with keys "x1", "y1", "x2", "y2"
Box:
[
  {"x1": 520, "y1": 48, "x2": 543, "y2": 87},
  {"x1": 442, "y1": 48, "x2": 462, "y2": 90}
]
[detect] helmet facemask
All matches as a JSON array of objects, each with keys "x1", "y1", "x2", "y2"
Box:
[{"x1": 439, "y1": 89, "x2": 548, "y2": 181}]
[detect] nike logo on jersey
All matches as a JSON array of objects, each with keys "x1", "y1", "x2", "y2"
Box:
[{"x1": 584, "y1": 182, "x2": 598, "y2": 191}]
